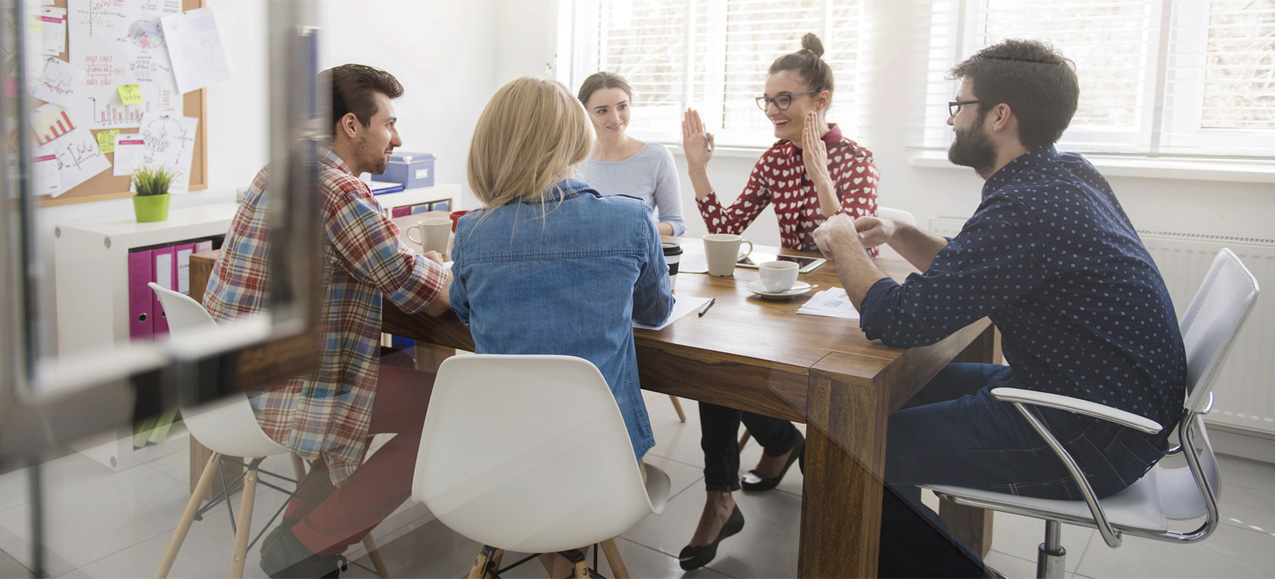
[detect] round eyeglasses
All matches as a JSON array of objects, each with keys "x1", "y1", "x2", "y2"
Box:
[
  {"x1": 948, "y1": 99, "x2": 983, "y2": 117},
  {"x1": 756, "y1": 90, "x2": 819, "y2": 112}
]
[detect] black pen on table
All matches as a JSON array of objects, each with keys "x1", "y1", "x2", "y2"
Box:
[{"x1": 698, "y1": 297, "x2": 716, "y2": 317}]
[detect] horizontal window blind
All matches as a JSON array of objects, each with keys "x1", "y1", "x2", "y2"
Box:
[
  {"x1": 568, "y1": 0, "x2": 864, "y2": 147},
  {"x1": 922, "y1": 0, "x2": 1275, "y2": 158}
]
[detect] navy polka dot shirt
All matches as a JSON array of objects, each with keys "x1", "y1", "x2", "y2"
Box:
[{"x1": 860, "y1": 145, "x2": 1187, "y2": 439}]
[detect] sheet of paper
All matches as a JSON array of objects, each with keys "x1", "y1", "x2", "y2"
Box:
[
  {"x1": 797, "y1": 288, "x2": 860, "y2": 320},
  {"x1": 68, "y1": 0, "x2": 181, "y2": 129},
  {"x1": 95, "y1": 128, "x2": 117, "y2": 153},
  {"x1": 136, "y1": 113, "x2": 197, "y2": 193},
  {"x1": 37, "y1": 7, "x2": 66, "y2": 56},
  {"x1": 113, "y1": 133, "x2": 145, "y2": 177},
  {"x1": 31, "y1": 152, "x2": 60, "y2": 196},
  {"x1": 160, "y1": 7, "x2": 231, "y2": 94},
  {"x1": 34, "y1": 126, "x2": 110, "y2": 197},
  {"x1": 31, "y1": 103, "x2": 76, "y2": 146},
  {"x1": 31, "y1": 56, "x2": 84, "y2": 108},
  {"x1": 633, "y1": 296, "x2": 711, "y2": 331}
]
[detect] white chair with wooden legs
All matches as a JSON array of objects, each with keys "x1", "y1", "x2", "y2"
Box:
[
  {"x1": 411, "y1": 354, "x2": 671, "y2": 579},
  {"x1": 925, "y1": 249, "x2": 1259, "y2": 579},
  {"x1": 149, "y1": 284, "x2": 388, "y2": 579}
]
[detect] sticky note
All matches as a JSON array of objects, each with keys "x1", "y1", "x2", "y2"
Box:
[
  {"x1": 117, "y1": 84, "x2": 143, "y2": 105},
  {"x1": 96, "y1": 129, "x2": 118, "y2": 154}
]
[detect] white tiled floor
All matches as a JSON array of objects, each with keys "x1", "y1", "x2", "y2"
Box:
[{"x1": 3, "y1": 391, "x2": 1275, "y2": 578}]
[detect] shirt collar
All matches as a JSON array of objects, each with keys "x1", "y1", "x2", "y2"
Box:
[
  {"x1": 982, "y1": 143, "x2": 1059, "y2": 199},
  {"x1": 319, "y1": 148, "x2": 354, "y2": 176},
  {"x1": 786, "y1": 123, "x2": 842, "y2": 157}
]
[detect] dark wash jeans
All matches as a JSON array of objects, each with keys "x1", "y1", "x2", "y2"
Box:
[
  {"x1": 698, "y1": 402, "x2": 800, "y2": 492},
  {"x1": 880, "y1": 363, "x2": 1167, "y2": 578}
]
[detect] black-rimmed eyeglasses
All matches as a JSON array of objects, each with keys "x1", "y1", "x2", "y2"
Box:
[
  {"x1": 756, "y1": 90, "x2": 818, "y2": 112},
  {"x1": 948, "y1": 100, "x2": 983, "y2": 117}
]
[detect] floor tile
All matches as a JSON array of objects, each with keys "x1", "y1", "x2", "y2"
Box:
[
  {"x1": 0, "y1": 543, "x2": 31, "y2": 578},
  {"x1": 71, "y1": 505, "x2": 269, "y2": 579},
  {"x1": 0, "y1": 461, "x2": 191, "y2": 574},
  {"x1": 496, "y1": 537, "x2": 732, "y2": 579},
  {"x1": 986, "y1": 510, "x2": 1094, "y2": 573},
  {"x1": 1073, "y1": 521, "x2": 1275, "y2": 577},
  {"x1": 1217, "y1": 454, "x2": 1275, "y2": 494},
  {"x1": 1218, "y1": 482, "x2": 1275, "y2": 534},
  {"x1": 345, "y1": 516, "x2": 480, "y2": 579},
  {"x1": 0, "y1": 452, "x2": 112, "y2": 514},
  {"x1": 982, "y1": 549, "x2": 1038, "y2": 578}
]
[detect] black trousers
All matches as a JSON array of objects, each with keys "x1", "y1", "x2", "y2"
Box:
[{"x1": 698, "y1": 401, "x2": 800, "y2": 491}]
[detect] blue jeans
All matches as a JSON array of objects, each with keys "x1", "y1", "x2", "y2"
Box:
[{"x1": 879, "y1": 364, "x2": 1166, "y2": 578}]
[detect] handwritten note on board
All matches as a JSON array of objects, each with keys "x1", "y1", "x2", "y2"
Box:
[
  {"x1": 160, "y1": 8, "x2": 231, "y2": 94},
  {"x1": 31, "y1": 57, "x2": 85, "y2": 108}
]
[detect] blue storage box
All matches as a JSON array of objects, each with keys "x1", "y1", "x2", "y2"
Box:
[{"x1": 373, "y1": 152, "x2": 434, "y2": 189}]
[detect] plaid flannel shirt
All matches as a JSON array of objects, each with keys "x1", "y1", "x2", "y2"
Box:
[{"x1": 204, "y1": 149, "x2": 447, "y2": 481}]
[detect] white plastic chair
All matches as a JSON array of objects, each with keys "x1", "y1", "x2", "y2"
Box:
[
  {"x1": 149, "y1": 283, "x2": 388, "y2": 579},
  {"x1": 412, "y1": 354, "x2": 671, "y2": 579},
  {"x1": 875, "y1": 206, "x2": 917, "y2": 261},
  {"x1": 925, "y1": 248, "x2": 1260, "y2": 578}
]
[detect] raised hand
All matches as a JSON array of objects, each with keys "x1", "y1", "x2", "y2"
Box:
[
  {"x1": 801, "y1": 111, "x2": 831, "y2": 189},
  {"x1": 682, "y1": 108, "x2": 714, "y2": 169}
]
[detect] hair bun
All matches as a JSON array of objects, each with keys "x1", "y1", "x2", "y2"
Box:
[{"x1": 801, "y1": 33, "x2": 825, "y2": 58}]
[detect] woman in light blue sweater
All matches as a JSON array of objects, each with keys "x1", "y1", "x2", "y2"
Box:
[{"x1": 576, "y1": 72, "x2": 686, "y2": 237}]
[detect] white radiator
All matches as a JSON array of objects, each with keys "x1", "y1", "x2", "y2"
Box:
[{"x1": 929, "y1": 217, "x2": 1275, "y2": 436}]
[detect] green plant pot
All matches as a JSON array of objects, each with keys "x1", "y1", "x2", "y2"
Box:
[{"x1": 133, "y1": 194, "x2": 171, "y2": 223}]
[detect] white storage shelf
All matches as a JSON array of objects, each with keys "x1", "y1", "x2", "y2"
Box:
[{"x1": 53, "y1": 183, "x2": 458, "y2": 470}]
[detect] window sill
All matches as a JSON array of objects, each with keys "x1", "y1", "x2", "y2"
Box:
[
  {"x1": 664, "y1": 142, "x2": 767, "y2": 160},
  {"x1": 908, "y1": 149, "x2": 1275, "y2": 184}
]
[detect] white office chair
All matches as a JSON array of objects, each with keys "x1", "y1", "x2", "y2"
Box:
[
  {"x1": 149, "y1": 284, "x2": 388, "y2": 579},
  {"x1": 925, "y1": 248, "x2": 1260, "y2": 578},
  {"x1": 412, "y1": 354, "x2": 671, "y2": 579},
  {"x1": 875, "y1": 206, "x2": 917, "y2": 261}
]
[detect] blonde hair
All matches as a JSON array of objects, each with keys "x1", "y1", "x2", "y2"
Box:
[{"x1": 468, "y1": 77, "x2": 593, "y2": 207}]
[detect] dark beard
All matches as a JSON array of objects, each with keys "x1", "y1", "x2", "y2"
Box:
[{"x1": 947, "y1": 116, "x2": 997, "y2": 177}]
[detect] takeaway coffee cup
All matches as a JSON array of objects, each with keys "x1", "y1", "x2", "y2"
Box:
[
  {"x1": 703, "y1": 234, "x2": 753, "y2": 277},
  {"x1": 407, "y1": 215, "x2": 452, "y2": 256},
  {"x1": 662, "y1": 242, "x2": 683, "y2": 291},
  {"x1": 759, "y1": 260, "x2": 800, "y2": 292}
]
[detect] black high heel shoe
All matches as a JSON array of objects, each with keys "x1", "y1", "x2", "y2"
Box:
[
  {"x1": 740, "y1": 431, "x2": 804, "y2": 492},
  {"x1": 678, "y1": 505, "x2": 745, "y2": 571}
]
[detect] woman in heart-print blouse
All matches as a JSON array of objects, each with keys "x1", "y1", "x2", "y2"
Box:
[
  {"x1": 682, "y1": 34, "x2": 879, "y2": 254},
  {"x1": 675, "y1": 33, "x2": 880, "y2": 573}
]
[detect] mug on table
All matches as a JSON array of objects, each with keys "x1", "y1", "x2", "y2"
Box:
[
  {"x1": 407, "y1": 215, "x2": 452, "y2": 256},
  {"x1": 759, "y1": 260, "x2": 799, "y2": 292},
  {"x1": 703, "y1": 234, "x2": 753, "y2": 277}
]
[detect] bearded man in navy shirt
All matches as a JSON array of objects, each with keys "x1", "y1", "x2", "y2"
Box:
[{"x1": 812, "y1": 39, "x2": 1187, "y2": 578}]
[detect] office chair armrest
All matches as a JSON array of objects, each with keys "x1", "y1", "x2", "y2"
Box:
[{"x1": 990, "y1": 387, "x2": 1163, "y2": 435}]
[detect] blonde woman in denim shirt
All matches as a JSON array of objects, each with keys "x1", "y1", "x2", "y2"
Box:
[{"x1": 450, "y1": 77, "x2": 674, "y2": 500}]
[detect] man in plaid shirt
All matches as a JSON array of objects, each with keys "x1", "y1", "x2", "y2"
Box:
[{"x1": 204, "y1": 64, "x2": 449, "y2": 578}]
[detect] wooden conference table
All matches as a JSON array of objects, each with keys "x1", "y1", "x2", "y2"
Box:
[
  {"x1": 381, "y1": 236, "x2": 996, "y2": 578},
  {"x1": 191, "y1": 232, "x2": 995, "y2": 577}
]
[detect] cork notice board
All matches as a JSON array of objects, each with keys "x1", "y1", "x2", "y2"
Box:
[{"x1": 34, "y1": 0, "x2": 207, "y2": 208}]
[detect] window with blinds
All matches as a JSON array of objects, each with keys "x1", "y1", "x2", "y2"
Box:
[
  {"x1": 922, "y1": 0, "x2": 1275, "y2": 158},
  {"x1": 567, "y1": 0, "x2": 864, "y2": 147}
]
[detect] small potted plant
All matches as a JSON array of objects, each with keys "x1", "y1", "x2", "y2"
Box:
[{"x1": 131, "y1": 166, "x2": 176, "y2": 223}]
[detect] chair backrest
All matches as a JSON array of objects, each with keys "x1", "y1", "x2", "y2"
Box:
[
  {"x1": 877, "y1": 206, "x2": 917, "y2": 227},
  {"x1": 412, "y1": 354, "x2": 657, "y2": 554},
  {"x1": 1158, "y1": 249, "x2": 1259, "y2": 521},
  {"x1": 148, "y1": 283, "x2": 289, "y2": 458},
  {"x1": 1178, "y1": 249, "x2": 1260, "y2": 415}
]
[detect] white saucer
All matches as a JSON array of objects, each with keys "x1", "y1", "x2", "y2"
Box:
[{"x1": 746, "y1": 280, "x2": 813, "y2": 299}]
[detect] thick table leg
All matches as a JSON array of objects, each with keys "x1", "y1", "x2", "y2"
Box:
[
  {"x1": 414, "y1": 343, "x2": 456, "y2": 374},
  {"x1": 800, "y1": 356, "x2": 889, "y2": 578}
]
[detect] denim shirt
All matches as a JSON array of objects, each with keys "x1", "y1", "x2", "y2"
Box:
[{"x1": 449, "y1": 179, "x2": 675, "y2": 459}]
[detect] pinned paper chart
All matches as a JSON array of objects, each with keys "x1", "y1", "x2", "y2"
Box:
[
  {"x1": 68, "y1": 0, "x2": 181, "y2": 129},
  {"x1": 37, "y1": 7, "x2": 66, "y2": 56},
  {"x1": 32, "y1": 153, "x2": 60, "y2": 196},
  {"x1": 31, "y1": 57, "x2": 85, "y2": 108},
  {"x1": 34, "y1": 126, "x2": 110, "y2": 197},
  {"x1": 31, "y1": 103, "x2": 76, "y2": 145},
  {"x1": 160, "y1": 7, "x2": 231, "y2": 94},
  {"x1": 113, "y1": 134, "x2": 145, "y2": 177},
  {"x1": 137, "y1": 113, "x2": 197, "y2": 193}
]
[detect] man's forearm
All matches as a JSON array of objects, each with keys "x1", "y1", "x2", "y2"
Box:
[
  {"x1": 830, "y1": 236, "x2": 889, "y2": 311},
  {"x1": 889, "y1": 222, "x2": 948, "y2": 271}
]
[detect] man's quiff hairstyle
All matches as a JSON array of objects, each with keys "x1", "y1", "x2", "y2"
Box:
[
  {"x1": 320, "y1": 64, "x2": 404, "y2": 135},
  {"x1": 948, "y1": 39, "x2": 1079, "y2": 148}
]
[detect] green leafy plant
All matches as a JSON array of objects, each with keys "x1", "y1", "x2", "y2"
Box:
[{"x1": 131, "y1": 166, "x2": 176, "y2": 197}]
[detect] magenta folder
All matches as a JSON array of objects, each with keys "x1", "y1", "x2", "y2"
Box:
[
  {"x1": 152, "y1": 245, "x2": 176, "y2": 336},
  {"x1": 128, "y1": 250, "x2": 154, "y2": 341}
]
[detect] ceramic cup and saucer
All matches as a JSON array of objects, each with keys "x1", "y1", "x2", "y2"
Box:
[{"x1": 746, "y1": 280, "x2": 813, "y2": 299}]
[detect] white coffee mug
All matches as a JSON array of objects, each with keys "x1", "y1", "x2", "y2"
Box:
[
  {"x1": 759, "y1": 260, "x2": 800, "y2": 292},
  {"x1": 407, "y1": 216, "x2": 452, "y2": 256},
  {"x1": 703, "y1": 234, "x2": 754, "y2": 277}
]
